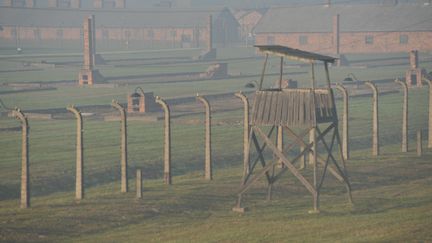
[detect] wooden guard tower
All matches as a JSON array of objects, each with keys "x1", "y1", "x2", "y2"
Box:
[{"x1": 233, "y1": 45, "x2": 353, "y2": 213}]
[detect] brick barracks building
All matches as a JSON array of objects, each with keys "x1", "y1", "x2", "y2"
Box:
[
  {"x1": 254, "y1": 3, "x2": 432, "y2": 55},
  {"x1": 0, "y1": 0, "x2": 240, "y2": 49}
]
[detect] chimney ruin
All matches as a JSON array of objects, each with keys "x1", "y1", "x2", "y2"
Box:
[
  {"x1": 333, "y1": 14, "x2": 340, "y2": 55},
  {"x1": 78, "y1": 15, "x2": 103, "y2": 85},
  {"x1": 208, "y1": 15, "x2": 213, "y2": 51},
  {"x1": 406, "y1": 50, "x2": 426, "y2": 88}
]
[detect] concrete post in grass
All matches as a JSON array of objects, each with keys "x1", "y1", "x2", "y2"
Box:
[
  {"x1": 67, "y1": 105, "x2": 84, "y2": 200},
  {"x1": 111, "y1": 100, "x2": 129, "y2": 193},
  {"x1": 417, "y1": 130, "x2": 423, "y2": 157},
  {"x1": 335, "y1": 83, "x2": 349, "y2": 160},
  {"x1": 422, "y1": 78, "x2": 432, "y2": 148},
  {"x1": 395, "y1": 79, "x2": 408, "y2": 153},
  {"x1": 235, "y1": 92, "x2": 250, "y2": 179},
  {"x1": 136, "y1": 169, "x2": 142, "y2": 199},
  {"x1": 155, "y1": 96, "x2": 171, "y2": 185},
  {"x1": 13, "y1": 108, "x2": 30, "y2": 209},
  {"x1": 365, "y1": 81, "x2": 380, "y2": 156},
  {"x1": 196, "y1": 94, "x2": 212, "y2": 180}
]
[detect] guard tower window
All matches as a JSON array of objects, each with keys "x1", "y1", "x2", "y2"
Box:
[
  {"x1": 365, "y1": 35, "x2": 373, "y2": 45},
  {"x1": 399, "y1": 35, "x2": 408, "y2": 44},
  {"x1": 299, "y1": 35, "x2": 308, "y2": 45}
]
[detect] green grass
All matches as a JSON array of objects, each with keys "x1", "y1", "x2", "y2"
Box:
[{"x1": 0, "y1": 47, "x2": 431, "y2": 242}]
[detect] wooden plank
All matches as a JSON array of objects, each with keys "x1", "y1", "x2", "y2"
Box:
[
  {"x1": 263, "y1": 92, "x2": 274, "y2": 124},
  {"x1": 282, "y1": 90, "x2": 290, "y2": 126},
  {"x1": 275, "y1": 91, "x2": 284, "y2": 125},
  {"x1": 269, "y1": 92, "x2": 280, "y2": 125},
  {"x1": 254, "y1": 92, "x2": 267, "y2": 125}
]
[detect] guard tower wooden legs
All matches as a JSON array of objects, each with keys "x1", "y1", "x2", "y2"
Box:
[{"x1": 233, "y1": 123, "x2": 352, "y2": 213}]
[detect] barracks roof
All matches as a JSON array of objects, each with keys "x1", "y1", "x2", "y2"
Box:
[{"x1": 254, "y1": 4, "x2": 432, "y2": 33}]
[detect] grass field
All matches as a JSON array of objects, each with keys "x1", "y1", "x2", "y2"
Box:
[{"x1": 0, "y1": 46, "x2": 432, "y2": 242}]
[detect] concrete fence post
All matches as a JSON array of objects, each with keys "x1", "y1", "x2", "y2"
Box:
[
  {"x1": 417, "y1": 130, "x2": 423, "y2": 157},
  {"x1": 155, "y1": 96, "x2": 171, "y2": 185},
  {"x1": 234, "y1": 92, "x2": 250, "y2": 178},
  {"x1": 196, "y1": 94, "x2": 212, "y2": 180},
  {"x1": 136, "y1": 169, "x2": 142, "y2": 199},
  {"x1": 12, "y1": 108, "x2": 30, "y2": 209},
  {"x1": 67, "y1": 105, "x2": 84, "y2": 200},
  {"x1": 422, "y1": 78, "x2": 432, "y2": 148},
  {"x1": 365, "y1": 81, "x2": 380, "y2": 156},
  {"x1": 395, "y1": 79, "x2": 409, "y2": 152},
  {"x1": 111, "y1": 100, "x2": 128, "y2": 193},
  {"x1": 335, "y1": 84, "x2": 349, "y2": 160}
]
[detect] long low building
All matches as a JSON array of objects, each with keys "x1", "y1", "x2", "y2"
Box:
[
  {"x1": 0, "y1": 6, "x2": 240, "y2": 48},
  {"x1": 254, "y1": 3, "x2": 432, "y2": 54}
]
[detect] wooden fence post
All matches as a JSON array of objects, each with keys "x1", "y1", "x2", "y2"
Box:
[
  {"x1": 365, "y1": 81, "x2": 380, "y2": 156},
  {"x1": 196, "y1": 94, "x2": 212, "y2": 180},
  {"x1": 422, "y1": 78, "x2": 432, "y2": 148},
  {"x1": 12, "y1": 108, "x2": 30, "y2": 208},
  {"x1": 155, "y1": 96, "x2": 172, "y2": 185},
  {"x1": 335, "y1": 84, "x2": 349, "y2": 160},
  {"x1": 111, "y1": 100, "x2": 128, "y2": 193},
  {"x1": 235, "y1": 92, "x2": 250, "y2": 179},
  {"x1": 395, "y1": 79, "x2": 408, "y2": 152},
  {"x1": 67, "y1": 105, "x2": 84, "y2": 200}
]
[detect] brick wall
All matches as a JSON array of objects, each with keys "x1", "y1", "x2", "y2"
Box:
[
  {"x1": 255, "y1": 31, "x2": 432, "y2": 54},
  {"x1": 0, "y1": 25, "x2": 209, "y2": 45}
]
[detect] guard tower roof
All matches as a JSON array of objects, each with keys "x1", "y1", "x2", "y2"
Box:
[{"x1": 254, "y1": 45, "x2": 337, "y2": 63}]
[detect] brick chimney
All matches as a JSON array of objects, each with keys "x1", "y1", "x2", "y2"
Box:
[
  {"x1": 410, "y1": 50, "x2": 419, "y2": 69},
  {"x1": 70, "y1": 0, "x2": 81, "y2": 8},
  {"x1": 48, "y1": 0, "x2": 58, "y2": 8},
  {"x1": 207, "y1": 15, "x2": 213, "y2": 51},
  {"x1": 93, "y1": 0, "x2": 103, "y2": 8},
  {"x1": 333, "y1": 14, "x2": 340, "y2": 55},
  {"x1": 115, "y1": 0, "x2": 125, "y2": 8}
]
